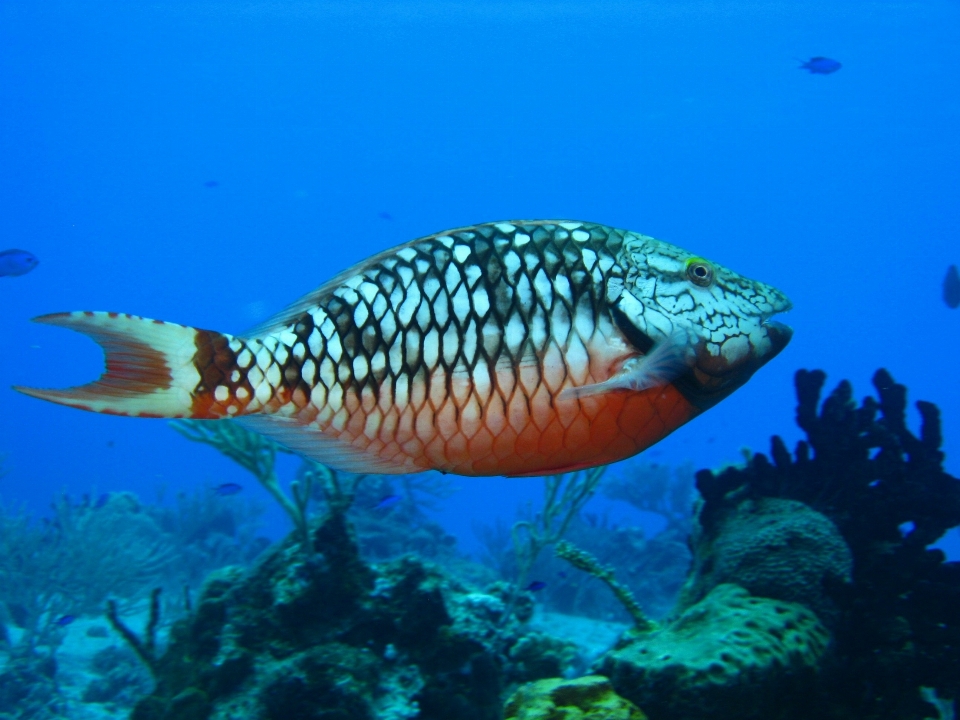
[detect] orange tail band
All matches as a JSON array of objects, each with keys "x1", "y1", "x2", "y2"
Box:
[{"x1": 14, "y1": 312, "x2": 215, "y2": 418}]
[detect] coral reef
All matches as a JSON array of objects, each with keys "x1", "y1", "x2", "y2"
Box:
[
  {"x1": 125, "y1": 504, "x2": 580, "y2": 720},
  {"x1": 599, "y1": 583, "x2": 830, "y2": 720},
  {"x1": 688, "y1": 369, "x2": 960, "y2": 719},
  {"x1": 504, "y1": 675, "x2": 646, "y2": 720}
]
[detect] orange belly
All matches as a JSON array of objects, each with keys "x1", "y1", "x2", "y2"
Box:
[{"x1": 307, "y1": 377, "x2": 699, "y2": 477}]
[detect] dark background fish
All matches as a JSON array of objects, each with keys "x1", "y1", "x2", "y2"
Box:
[
  {"x1": 944, "y1": 265, "x2": 960, "y2": 309},
  {"x1": 800, "y1": 56, "x2": 842, "y2": 74},
  {"x1": 0, "y1": 249, "x2": 39, "y2": 277}
]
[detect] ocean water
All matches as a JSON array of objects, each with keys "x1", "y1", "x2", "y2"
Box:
[{"x1": 0, "y1": 1, "x2": 959, "y2": 716}]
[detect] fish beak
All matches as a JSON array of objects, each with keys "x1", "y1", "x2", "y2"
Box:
[
  {"x1": 674, "y1": 315, "x2": 793, "y2": 411},
  {"x1": 761, "y1": 319, "x2": 793, "y2": 357}
]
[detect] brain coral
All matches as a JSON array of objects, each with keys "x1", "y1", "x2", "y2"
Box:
[
  {"x1": 679, "y1": 497, "x2": 852, "y2": 624},
  {"x1": 598, "y1": 583, "x2": 830, "y2": 720}
]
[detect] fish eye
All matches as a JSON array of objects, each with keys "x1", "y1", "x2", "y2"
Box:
[{"x1": 686, "y1": 259, "x2": 714, "y2": 287}]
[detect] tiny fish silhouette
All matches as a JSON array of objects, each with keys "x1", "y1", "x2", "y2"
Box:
[
  {"x1": 525, "y1": 581, "x2": 547, "y2": 592},
  {"x1": 15, "y1": 221, "x2": 791, "y2": 477},
  {"x1": 372, "y1": 494, "x2": 402, "y2": 510},
  {"x1": 943, "y1": 265, "x2": 960, "y2": 309},
  {"x1": 204, "y1": 181, "x2": 219, "y2": 188},
  {"x1": 800, "y1": 57, "x2": 841, "y2": 74},
  {"x1": 378, "y1": 211, "x2": 394, "y2": 221},
  {"x1": 0, "y1": 249, "x2": 39, "y2": 277},
  {"x1": 213, "y1": 482, "x2": 243, "y2": 496},
  {"x1": 53, "y1": 615, "x2": 76, "y2": 627}
]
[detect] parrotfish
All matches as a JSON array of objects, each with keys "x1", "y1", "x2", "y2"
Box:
[{"x1": 15, "y1": 221, "x2": 792, "y2": 477}]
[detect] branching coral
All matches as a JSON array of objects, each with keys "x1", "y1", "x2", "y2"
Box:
[
  {"x1": 694, "y1": 369, "x2": 960, "y2": 720},
  {"x1": 0, "y1": 493, "x2": 175, "y2": 654},
  {"x1": 171, "y1": 419, "x2": 351, "y2": 550},
  {"x1": 511, "y1": 468, "x2": 606, "y2": 592},
  {"x1": 554, "y1": 541, "x2": 654, "y2": 631}
]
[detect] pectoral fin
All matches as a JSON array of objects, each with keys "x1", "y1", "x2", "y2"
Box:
[{"x1": 560, "y1": 335, "x2": 693, "y2": 401}]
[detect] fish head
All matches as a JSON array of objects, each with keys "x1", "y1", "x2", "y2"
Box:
[{"x1": 613, "y1": 234, "x2": 793, "y2": 409}]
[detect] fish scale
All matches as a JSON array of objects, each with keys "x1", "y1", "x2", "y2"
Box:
[{"x1": 16, "y1": 220, "x2": 793, "y2": 477}]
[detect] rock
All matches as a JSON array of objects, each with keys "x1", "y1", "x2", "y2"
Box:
[
  {"x1": 504, "y1": 675, "x2": 646, "y2": 720},
  {"x1": 598, "y1": 584, "x2": 829, "y2": 720},
  {"x1": 129, "y1": 510, "x2": 578, "y2": 720},
  {"x1": 679, "y1": 497, "x2": 851, "y2": 624}
]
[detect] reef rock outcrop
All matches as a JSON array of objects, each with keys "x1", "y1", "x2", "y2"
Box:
[
  {"x1": 504, "y1": 675, "x2": 646, "y2": 720},
  {"x1": 128, "y1": 510, "x2": 578, "y2": 720},
  {"x1": 598, "y1": 583, "x2": 829, "y2": 720}
]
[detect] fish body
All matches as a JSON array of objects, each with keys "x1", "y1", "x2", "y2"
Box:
[
  {"x1": 944, "y1": 265, "x2": 960, "y2": 309},
  {"x1": 16, "y1": 220, "x2": 791, "y2": 477},
  {"x1": 213, "y1": 482, "x2": 243, "y2": 496},
  {"x1": 0, "y1": 249, "x2": 39, "y2": 277},
  {"x1": 372, "y1": 494, "x2": 402, "y2": 510},
  {"x1": 800, "y1": 57, "x2": 841, "y2": 74}
]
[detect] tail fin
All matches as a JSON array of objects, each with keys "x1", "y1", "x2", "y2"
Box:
[{"x1": 14, "y1": 311, "x2": 218, "y2": 418}]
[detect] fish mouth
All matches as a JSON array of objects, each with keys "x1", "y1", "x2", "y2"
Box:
[
  {"x1": 761, "y1": 318, "x2": 793, "y2": 357},
  {"x1": 673, "y1": 315, "x2": 793, "y2": 411}
]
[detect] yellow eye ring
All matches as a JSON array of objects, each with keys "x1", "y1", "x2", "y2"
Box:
[{"x1": 686, "y1": 258, "x2": 714, "y2": 287}]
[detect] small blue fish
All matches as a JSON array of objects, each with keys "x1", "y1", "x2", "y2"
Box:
[
  {"x1": 525, "y1": 580, "x2": 547, "y2": 592},
  {"x1": 53, "y1": 615, "x2": 76, "y2": 627},
  {"x1": 213, "y1": 482, "x2": 243, "y2": 496},
  {"x1": 800, "y1": 57, "x2": 842, "y2": 74},
  {"x1": 378, "y1": 211, "x2": 393, "y2": 221},
  {"x1": 204, "y1": 180, "x2": 219, "y2": 188},
  {"x1": 0, "y1": 249, "x2": 39, "y2": 277},
  {"x1": 943, "y1": 265, "x2": 960, "y2": 309},
  {"x1": 372, "y1": 494, "x2": 401, "y2": 511}
]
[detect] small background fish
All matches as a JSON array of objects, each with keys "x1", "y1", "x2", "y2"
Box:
[
  {"x1": 943, "y1": 265, "x2": 960, "y2": 309},
  {"x1": 800, "y1": 56, "x2": 842, "y2": 74},
  {"x1": 213, "y1": 482, "x2": 243, "y2": 496},
  {"x1": 0, "y1": 249, "x2": 39, "y2": 277}
]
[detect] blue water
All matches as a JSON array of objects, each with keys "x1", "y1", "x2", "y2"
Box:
[{"x1": 1, "y1": 0, "x2": 958, "y2": 555}]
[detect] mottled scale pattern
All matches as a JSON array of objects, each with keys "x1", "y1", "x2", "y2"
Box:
[{"x1": 193, "y1": 221, "x2": 696, "y2": 476}]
